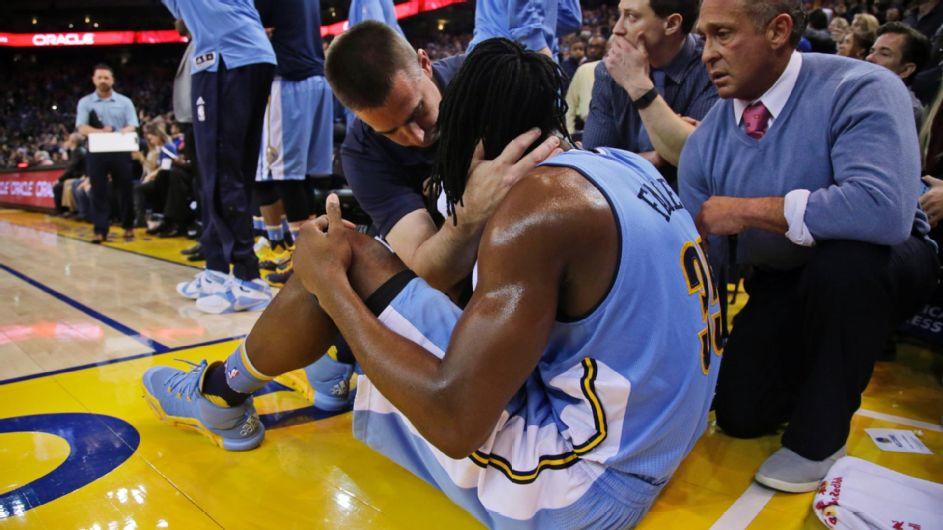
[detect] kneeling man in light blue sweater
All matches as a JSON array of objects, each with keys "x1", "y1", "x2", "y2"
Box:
[{"x1": 679, "y1": 0, "x2": 939, "y2": 493}]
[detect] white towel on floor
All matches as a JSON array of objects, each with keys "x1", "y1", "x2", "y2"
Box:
[{"x1": 813, "y1": 456, "x2": 943, "y2": 530}]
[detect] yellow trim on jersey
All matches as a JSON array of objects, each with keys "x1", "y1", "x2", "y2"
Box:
[{"x1": 468, "y1": 357, "x2": 607, "y2": 485}]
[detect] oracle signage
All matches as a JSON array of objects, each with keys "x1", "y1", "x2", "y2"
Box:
[
  {"x1": 0, "y1": 169, "x2": 59, "y2": 209},
  {"x1": 32, "y1": 32, "x2": 97, "y2": 46},
  {"x1": 0, "y1": 31, "x2": 185, "y2": 48}
]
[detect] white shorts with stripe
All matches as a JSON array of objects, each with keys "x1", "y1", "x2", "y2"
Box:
[
  {"x1": 353, "y1": 274, "x2": 653, "y2": 530},
  {"x1": 255, "y1": 75, "x2": 333, "y2": 181}
]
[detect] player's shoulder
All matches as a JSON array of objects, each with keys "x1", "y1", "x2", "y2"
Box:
[{"x1": 488, "y1": 161, "x2": 613, "y2": 242}]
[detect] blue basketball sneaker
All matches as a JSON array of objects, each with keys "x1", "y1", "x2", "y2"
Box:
[
  {"x1": 275, "y1": 350, "x2": 355, "y2": 411},
  {"x1": 142, "y1": 360, "x2": 265, "y2": 451}
]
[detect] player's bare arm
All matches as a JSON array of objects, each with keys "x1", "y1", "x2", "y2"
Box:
[
  {"x1": 384, "y1": 129, "x2": 562, "y2": 293},
  {"x1": 294, "y1": 167, "x2": 616, "y2": 458}
]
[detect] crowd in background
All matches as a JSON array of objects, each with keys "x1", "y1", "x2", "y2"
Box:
[
  {"x1": 3, "y1": 0, "x2": 942, "y2": 171},
  {"x1": 0, "y1": 56, "x2": 176, "y2": 169},
  {"x1": 556, "y1": 0, "x2": 942, "y2": 137}
]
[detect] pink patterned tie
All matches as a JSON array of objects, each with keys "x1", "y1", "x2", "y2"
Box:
[{"x1": 742, "y1": 102, "x2": 771, "y2": 140}]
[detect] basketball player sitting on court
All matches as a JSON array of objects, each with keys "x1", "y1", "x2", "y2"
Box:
[{"x1": 143, "y1": 39, "x2": 722, "y2": 528}]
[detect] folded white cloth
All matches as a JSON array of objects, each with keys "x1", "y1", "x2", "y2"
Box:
[{"x1": 813, "y1": 456, "x2": 943, "y2": 530}]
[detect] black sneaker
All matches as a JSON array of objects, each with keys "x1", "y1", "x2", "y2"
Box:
[
  {"x1": 181, "y1": 244, "x2": 202, "y2": 256},
  {"x1": 186, "y1": 251, "x2": 205, "y2": 262}
]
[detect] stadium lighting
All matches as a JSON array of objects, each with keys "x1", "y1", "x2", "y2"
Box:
[
  {"x1": 93, "y1": 23, "x2": 99, "y2": 28},
  {"x1": 51, "y1": 105, "x2": 57, "y2": 111},
  {"x1": 84, "y1": 15, "x2": 91, "y2": 24},
  {"x1": 31, "y1": 17, "x2": 37, "y2": 25}
]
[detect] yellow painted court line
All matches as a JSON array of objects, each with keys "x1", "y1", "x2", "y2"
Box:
[
  {"x1": 708, "y1": 482, "x2": 775, "y2": 530},
  {"x1": 855, "y1": 408, "x2": 943, "y2": 432}
]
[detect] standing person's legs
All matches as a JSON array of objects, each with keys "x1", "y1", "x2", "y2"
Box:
[
  {"x1": 174, "y1": 68, "x2": 232, "y2": 301},
  {"x1": 217, "y1": 62, "x2": 274, "y2": 282},
  {"x1": 85, "y1": 153, "x2": 112, "y2": 240},
  {"x1": 191, "y1": 67, "x2": 227, "y2": 275},
  {"x1": 182, "y1": 123, "x2": 201, "y2": 223},
  {"x1": 109, "y1": 153, "x2": 135, "y2": 236}
]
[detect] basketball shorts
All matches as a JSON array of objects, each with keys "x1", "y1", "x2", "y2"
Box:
[
  {"x1": 353, "y1": 272, "x2": 653, "y2": 530},
  {"x1": 256, "y1": 75, "x2": 333, "y2": 182}
]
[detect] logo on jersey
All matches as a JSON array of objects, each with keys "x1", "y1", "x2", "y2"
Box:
[
  {"x1": 193, "y1": 51, "x2": 216, "y2": 69},
  {"x1": 227, "y1": 367, "x2": 240, "y2": 380},
  {"x1": 196, "y1": 96, "x2": 206, "y2": 122}
]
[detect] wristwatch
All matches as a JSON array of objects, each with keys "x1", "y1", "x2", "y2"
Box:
[{"x1": 632, "y1": 87, "x2": 659, "y2": 110}]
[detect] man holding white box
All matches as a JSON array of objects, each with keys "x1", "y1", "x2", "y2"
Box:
[{"x1": 76, "y1": 63, "x2": 139, "y2": 243}]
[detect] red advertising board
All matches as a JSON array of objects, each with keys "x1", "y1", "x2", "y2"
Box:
[
  {"x1": 0, "y1": 31, "x2": 186, "y2": 47},
  {"x1": 0, "y1": 1, "x2": 468, "y2": 46},
  {"x1": 0, "y1": 169, "x2": 60, "y2": 209}
]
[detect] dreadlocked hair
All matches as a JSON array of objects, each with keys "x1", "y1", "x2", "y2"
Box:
[{"x1": 429, "y1": 38, "x2": 572, "y2": 224}]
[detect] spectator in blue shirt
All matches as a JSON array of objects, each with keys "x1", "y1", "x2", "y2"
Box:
[
  {"x1": 585, "y1": 0, "x2": 716, "y2": 186},
  {"x1": 75, "y1": 63, "x2": 139, "y2": 243}
]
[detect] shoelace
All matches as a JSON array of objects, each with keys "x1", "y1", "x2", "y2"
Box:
[{"x1": 166, "y1": 359, "x2": 206, "y2": 400}]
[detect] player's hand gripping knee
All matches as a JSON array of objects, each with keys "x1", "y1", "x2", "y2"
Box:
[{"x1": 294, "y1": 193, "x2": 353, "y2": 299}]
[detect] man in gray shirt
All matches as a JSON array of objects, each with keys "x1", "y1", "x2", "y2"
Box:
[{"x1": 75, "y1": 63, "x2": 139, "y2": 243}]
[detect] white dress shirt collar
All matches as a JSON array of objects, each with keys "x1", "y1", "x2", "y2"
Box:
[{"x1": 733, "y1": 51, "x2": 803, "y2": 125}]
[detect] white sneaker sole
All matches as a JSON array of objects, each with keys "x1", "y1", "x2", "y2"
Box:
[
  {"x1": 194, "y1": 295, "x2": 271, "y2": 314},
  {"x1": 754, "y1": 473, "x2": 821, "y2": 493}
]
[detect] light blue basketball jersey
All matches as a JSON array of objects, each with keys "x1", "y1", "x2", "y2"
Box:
[
  {"x1": 161, "y1": 0, "x2": 275, "y2": 74},
  {"x1": 509, "y1": 148, "x2": 724, "y2": 490},
  {"x1": 354, "y1": 148, "x2": 722, "y2": 528}
]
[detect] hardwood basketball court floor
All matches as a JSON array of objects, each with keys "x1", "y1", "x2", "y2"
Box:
[{"x1": 0, "y1": 208, "x2": 940, "y2": 529}]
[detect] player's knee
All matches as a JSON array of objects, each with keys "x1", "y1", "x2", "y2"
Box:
[{"x1": 347, "y1": 233, "x2": 407, "y2": 299}]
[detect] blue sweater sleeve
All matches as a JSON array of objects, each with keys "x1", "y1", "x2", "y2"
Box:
[
  {"x1": 677, "y1": 130, "x2": 709, "y2": 219},
  {"x1": 805, "y1": 70, "x2": 921, "y2": 246},
  {"x1": 582, "y1": 63, "x2": 624, "y2": 150}
]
